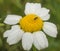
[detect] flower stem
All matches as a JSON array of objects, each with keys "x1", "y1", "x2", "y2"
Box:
[{"x1": 33, "y1": 46, "x2": 37, "y2": 51}]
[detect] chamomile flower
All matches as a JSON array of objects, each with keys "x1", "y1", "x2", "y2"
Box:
[{"x1": 3, "y1": 3, "x2": 58, "y2": 50}]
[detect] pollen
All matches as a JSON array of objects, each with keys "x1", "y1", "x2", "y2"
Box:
[{"x1": 19, "y1": 14, "x2": 43, "y2": 32}]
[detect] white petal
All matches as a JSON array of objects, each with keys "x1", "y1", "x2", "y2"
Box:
[
  {"x1": 38, "y1": 8, "x2": 50, "y2": 17},
  {"x1": 4, "y1": 15, "x2": 22, "y2": 25},
  {"x1": 43, "y1": 22, "x2": 58, "y2": 37},
  {"x1": 40, "y1": 14, "x2": 50, "y2": 21},
  {"x1": 24, "y1": 3, "x2": 41, "y2": 15},
  {"x1": 33, "y1": 31, "x2": 48, "y2": 50},
  {"x1": 11, "y1": 25, "x2": 21, "y2": 30},
  {"x1": 3, "y1": 30, "x2": 11, "y2": 38},
  {"x1": 22, "y1": 32, "x2": 33, "y2": 50},
  {"x1": 5, "y1": 25, "x2": 24, "y2": 45},
  {"x1": 35, "y1": 8, "x2": 50, "y2": 21}
]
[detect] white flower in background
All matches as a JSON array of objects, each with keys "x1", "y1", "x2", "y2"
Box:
[{"x1": 3, "y1": 3, "x2": 58, "y2": 50}]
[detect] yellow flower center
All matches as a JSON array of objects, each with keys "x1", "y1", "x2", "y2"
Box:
[{"x1": 19, "y1": 14, "x2": 43, "y2": 32}]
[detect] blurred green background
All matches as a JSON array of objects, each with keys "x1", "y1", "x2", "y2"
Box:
[{"x1": 0, "y1": 0, "x2": 60, "y2": 51}]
